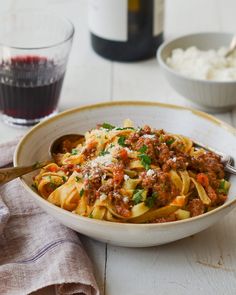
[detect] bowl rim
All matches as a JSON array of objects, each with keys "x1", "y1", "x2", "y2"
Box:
[
  {"x1": 14, "y1": 100, "x2": 236, "y2": 229},
  {"x1": 157, "y1": 31, "x2": 236, "y2": 84}
]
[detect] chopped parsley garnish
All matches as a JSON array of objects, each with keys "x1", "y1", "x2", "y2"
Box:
[
  {"x1": 118, "y1": 136, "x2": 127, "y2": 147},
  {"x1": 116, "y1": 127, "x2": 135, "y2": 130},
  {"x1": 137, "y1": 145, "x2": 151, "y2": 170},
  {"x1": 102, "y1": 123, "x2": 115, "y2": 130},
  {"x1": 71, "y1": 148, "x2": 78, "y2": 155},
  {"x1": 166, "y1": 138, "x2": 175, "y2": 146},
  {"x1": 132, "y1": 189, "x2": 145, "y2": 205},
  {"x1": 138, "y1": 154, "x2": 151, "y2": 170},
  {"x1": 88, "y1": 213, "x2": 93, "y2": 218},
  {"x1": 80, "y1": 188, "x2": 85, "y2": 197},
  {"x1": 138, "y1": 145, "x2": 147, "y2": 153},
  {"x1": 219, "y1": 180, "x2": 225, "y2": 190},
  {"x1": 49, "y1": 182, "x2": 58, "y2": 189},
  {"x1": 218, "y1": 179, "x2": 230, "y2": 194},
  {"x1": 100, "y1": 150, "x2": 110, "y2": 156},
  {"x1": 48, "y1": 175, "x2": 59, "y2": 189},
  {"x1": 145, "y1": 192, "x2": 158, "y2": 208},
  {"x1": 75, "y1": 176, "x2": 80, "y2": 182}
]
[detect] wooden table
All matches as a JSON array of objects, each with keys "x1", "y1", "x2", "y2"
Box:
[{"x1": 1, "y1": 1, "x2": 236, "y2": 294}]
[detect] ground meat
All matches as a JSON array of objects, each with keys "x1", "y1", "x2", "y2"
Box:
[
  {"x1": 188, "y1": 199, "x2": 204, "y2": 217},
  {"x1": 98, "y1": 178, "x2": 114, "y2": 194},
  {"x1": 134, "y1": 137, "x2": 159, "y2": 163},
  {"x1": 115, "y1": 204, "x2": 131, "y2": 218},
  {"x1": 125, "y1": 132, "x2": 140, "y2": 146},
  {"x1": 108, "y1": 190, "x2": 123, "y2": 204},
  {"x1": 84, "y1": 187, "x2": 98, "y2": 206},
  {"x1": 206, "y1": 186, "x2": 217, "y2": 203},
  {"x1": 189, "y1": 152, "x2": 224, "y2": 179},
  {"x1": 60, "y1": 164, "x2": 77, "y2": 174},
  {"x1": 162, "y1": 155, "x2": 189, "y2": 172},
  {"x1": 140, "y1": 170, "x2": 157, "y2": 189},
  {"x1": 171, "y1": 140, "x2": 186, "y2": 153},
  {"x1": 138, "y1": 125, "x2": 152, "y2": 135},
  {"x1": 152, "y1": 214, "x2": 177, "y2": 223},
  {"x1": 153, "y1": 129, "x2": 165, "y2": 137},
  {"x1": 153, "y1": 171, "x2": 180, "y2": 206},
  {"x1": 83, "y1": 165, "x2": 103, "y2": 190},
  {"x1": 112, "y1": 164, "x2": 124, "y2": 188},
  {"x1": 204, "y1": 171, "x2": 219, "y2": 189},
  {"x1": 157, "y1": 143, "x2": 172, "y2": 164},
  {"x1": 217, "y1": 194, "x2": 227, "y2": 205}
]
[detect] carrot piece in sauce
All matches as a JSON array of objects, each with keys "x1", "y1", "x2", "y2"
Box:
[{"x1": 196, "y1": 173, "x2": 209, "y2": 187}]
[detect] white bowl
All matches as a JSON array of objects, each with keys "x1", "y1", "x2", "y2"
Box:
[
  {"x1": 157, "y1": 32, "x2": 236, "y2": 112},
  {"x1": 14, "y1": 101, "x2": 236, "y2": 247}
]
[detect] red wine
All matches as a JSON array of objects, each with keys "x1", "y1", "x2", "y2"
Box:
[
  {"x1": 89, "y1": 0, "x2": 164, "y2": 61},
  {"x1": 0, "y1": 56, "x2": 65, "y2": 125}
]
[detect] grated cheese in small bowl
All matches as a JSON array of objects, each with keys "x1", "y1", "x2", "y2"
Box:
[{"x1": 166, "y1": 46, "x2": 236, "y2": 81}]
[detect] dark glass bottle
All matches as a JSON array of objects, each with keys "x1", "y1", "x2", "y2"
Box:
[{"x1": 89, "y1": 0, "x2": 164, "y2": 62}]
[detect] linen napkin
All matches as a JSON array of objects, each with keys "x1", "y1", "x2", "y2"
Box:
[{"x1": 0, "y1": 139, "x2": 100, "y2": 295}]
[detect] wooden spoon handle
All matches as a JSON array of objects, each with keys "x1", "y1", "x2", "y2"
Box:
[{"x1": 0, "y1": 161, "x2": 49, "y2": 185}]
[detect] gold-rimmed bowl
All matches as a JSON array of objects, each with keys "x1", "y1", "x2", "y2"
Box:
[{"x1": 14, "y1": 101, "x2": 236, "y2": 247}]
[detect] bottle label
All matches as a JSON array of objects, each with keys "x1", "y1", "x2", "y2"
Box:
[
  {"x1": 89, "y1": 0, "x2": 128, "y2": 41},
  {"x1": 153, "y1": 0, "x2": 164, "y2": 36}
]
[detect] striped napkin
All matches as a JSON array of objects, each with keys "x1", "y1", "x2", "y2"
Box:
[{"x1": 0, "y1": 139, "x2": 99, "y2": 295}]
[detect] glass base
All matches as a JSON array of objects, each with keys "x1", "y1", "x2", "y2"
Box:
[{"x1": 2, "y1": 109, "x2": 58, "y2": 128}]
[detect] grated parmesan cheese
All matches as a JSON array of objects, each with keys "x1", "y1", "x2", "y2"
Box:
[
  {"x1": 167, "y1": 46, "x2": 236, "y2": 81},
  {"x1": 123, "y1": 196, "x2": 129, "y2": 203},
  {"x1": 124, "y1": 147, "x2": 132, "y2": 154},
  {"x1": 124, "y1": 174, "x2": 130, "y2": 181},
  {"x1": 89, "y1": 154, "x2": 113, "y2": 167},
  {"x1": 146, "y1": 169, "x2": 155, "y2": 177},
  {"x1": 142, "y1": 134, "x2": 156, "y2": 139},
  {"x1": 100, "y1": 193, "x2": 107, "y2": 201},
  {"x1": 113, "y1": 192, "x2": 120, "y2": 198}
]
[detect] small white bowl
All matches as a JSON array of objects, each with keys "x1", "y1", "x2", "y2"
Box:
[
  {"x1": 157, "y1": 32, "x2": 236, "y2": 112},
  {"x1": 14, "y1": 102, "x2": 236, "y2": 247}
]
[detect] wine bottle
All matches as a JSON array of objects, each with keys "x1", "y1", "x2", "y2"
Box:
[{"x1": 88, "y1": 0, "x2": 164, "y2": 62}]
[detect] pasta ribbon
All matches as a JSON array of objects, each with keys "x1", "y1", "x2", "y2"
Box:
[
  {"x1": 179, "y1": 170, "x2": 190, "y2": 195},
  {"x1": 170, "y1": 170, "x2": 183, "y2": 192},
  {"x1": 131, "y1": 202, "x2": 150, "y2": 218},
  {"x1": 74, "y1": 194, "x2": 87, "y2": 215},
  {"x1": 130, "y1": 205, "x2": 179, "y2": 223},
  {"x1": 48, "y1": 182, "x2": 79, "y2": 211},
  {"x1": 190, "y1": 177, "x2": 211, "y2": 205}
]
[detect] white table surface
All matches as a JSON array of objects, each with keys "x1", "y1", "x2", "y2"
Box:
[{"x1": 1, "y1": 1, "x2": 236, "y2": 294}]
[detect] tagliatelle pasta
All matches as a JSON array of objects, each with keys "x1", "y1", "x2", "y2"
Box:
[{"x1": 33, "y1": 120, "x2": 230, "y2": 223}]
